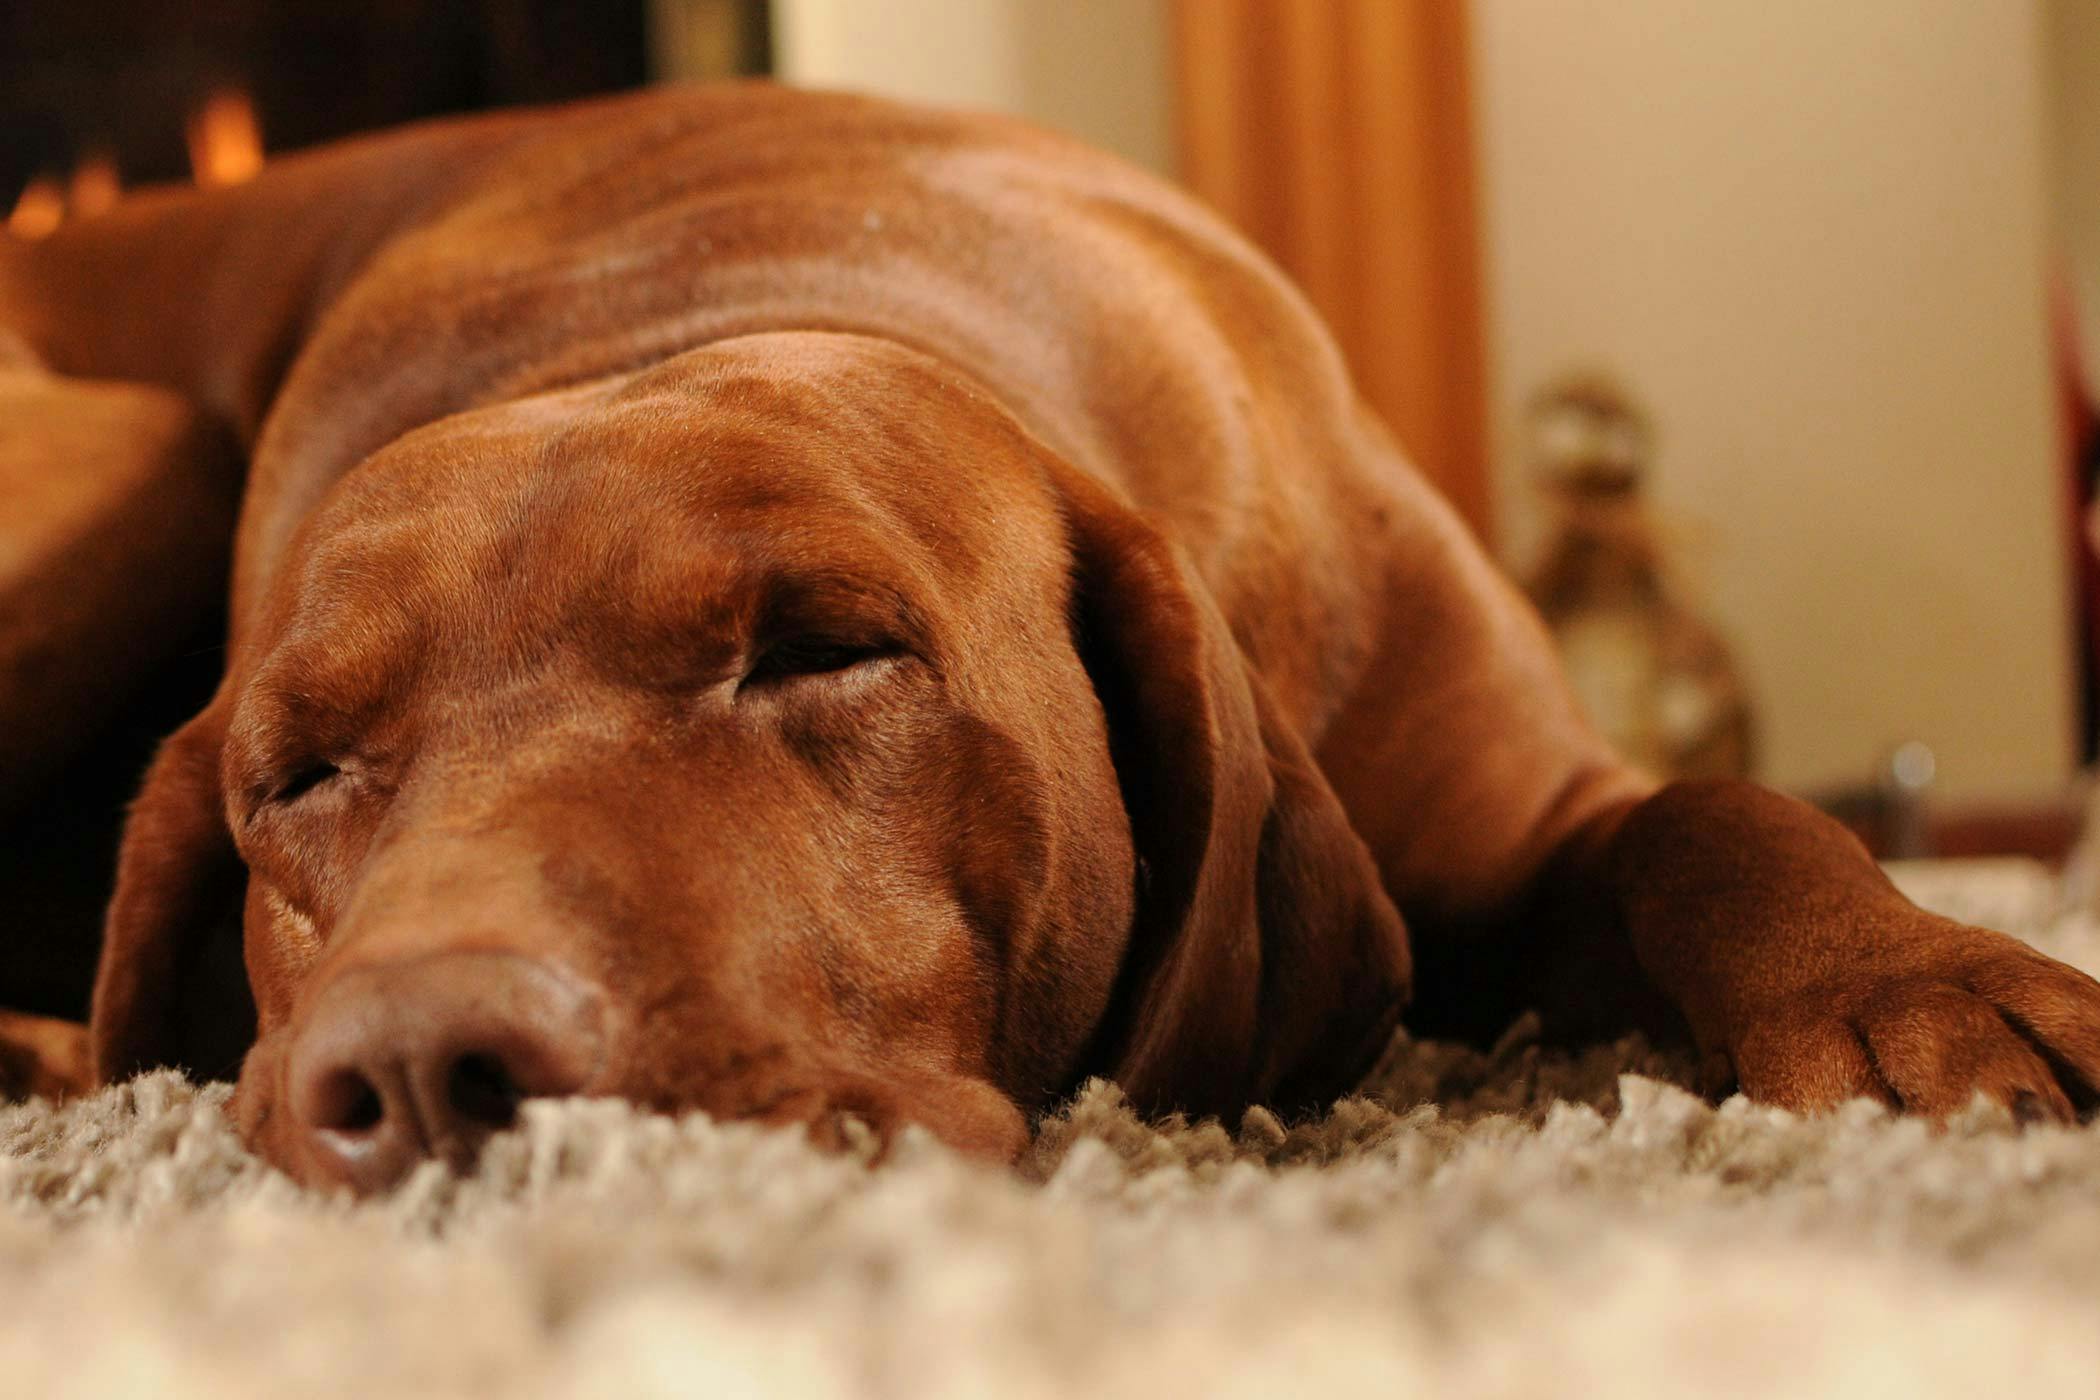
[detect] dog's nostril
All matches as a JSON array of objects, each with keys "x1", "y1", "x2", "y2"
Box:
[
  {"x1": 313, "y1": 1068, "x2": 388, "y2": 1135},
  {"x1": 447, "y1": 1052, "x2": 522, "y2": 1129},
  {"x1": 340, "y1": 1081, "x2": 385, "y2": 1132}
]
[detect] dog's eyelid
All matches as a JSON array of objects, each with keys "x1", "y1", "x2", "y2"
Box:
[
  {"x1": 274, "y1": 760, "x2": 343, "y2": 802},
  {"x1": 245, "y1": 757, "x2": 349, "y2": 814},
  {"x1": 740, "y1": 635, "x2": 908, "y2": 688}
]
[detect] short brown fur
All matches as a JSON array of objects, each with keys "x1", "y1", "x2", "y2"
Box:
[{"x1": 3, "y1": 86, "x2": 2097, "y2": 1191}]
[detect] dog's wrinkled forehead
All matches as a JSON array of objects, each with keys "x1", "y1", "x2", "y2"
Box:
[{"x1": 251, "y1": 335, "x2": 1062, "y2": 690}]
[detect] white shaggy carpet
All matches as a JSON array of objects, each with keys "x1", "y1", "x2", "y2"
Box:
[{"x1": 6, "y1": 860, "x2": 2100, "y2": 1398}]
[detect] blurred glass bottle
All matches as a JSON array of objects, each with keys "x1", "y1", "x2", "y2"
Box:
[{"x1": 1522, "y1": 375, "x2": 1754, "y2": 780}]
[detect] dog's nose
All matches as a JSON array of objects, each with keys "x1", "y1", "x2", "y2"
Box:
[{"x1": 285, "y1": 951, "x2": 606, "y2": 1194}]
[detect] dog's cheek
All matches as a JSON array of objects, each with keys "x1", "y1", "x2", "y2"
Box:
[
  {"x1": 244, "y1": 781, "x2": 389, "y2": 933},
  {"x1": 911, "y1": 713, "x2": 1095, "y2": 1094},
  {"x1": 242, "y1": 881, "x2": 325, "y2": 1035},
  {"x1": 943, "y1": 733, "x2": 1053, "y2": 957}
]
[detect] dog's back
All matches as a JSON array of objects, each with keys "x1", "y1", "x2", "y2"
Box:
[{"x1": 10, "y1": 82, "x2": 1498, "y2": 787}]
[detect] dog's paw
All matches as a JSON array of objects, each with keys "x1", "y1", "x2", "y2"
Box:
[
  {"x1": 0, "y1": 1011, "x2": 91, "y2": 1102},
  {"x1": 1721, "y1": 928, "x2": 2100, "y2": 1124}
]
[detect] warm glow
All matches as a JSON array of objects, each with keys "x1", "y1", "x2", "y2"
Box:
[
  {"x1": 68, "y1": 150, "x2": 121, "y2": 218},
  {"x1": 187, "y1": 88, "x2": 265, "y2": 187},
  {"x1": 7, "y1": 176, "x2": 65, "y2": 240}
]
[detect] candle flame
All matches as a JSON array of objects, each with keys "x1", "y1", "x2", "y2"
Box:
[
  {"x1": 188, "y1": 88, "x2": 265, "y2": 188},
  {"x1": 67, "y1": 150, "x2": 121, "y2": 218},
  {"x1": 7, "y1": 177, "x2": 65, "y2": 240}
]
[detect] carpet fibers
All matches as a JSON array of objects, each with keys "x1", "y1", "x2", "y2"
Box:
[{"x1": 5, "y1": 861, "x2": 2099, "y2": 1397}]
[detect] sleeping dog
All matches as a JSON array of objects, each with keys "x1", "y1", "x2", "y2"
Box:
[{"x1": 3, "y1": 85, "x2": 2095, "y2": 1193}]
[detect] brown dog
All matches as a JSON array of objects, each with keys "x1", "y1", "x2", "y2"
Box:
[{"x1": 4, "y1": 85, "x2": 2097, "y2": 1194}]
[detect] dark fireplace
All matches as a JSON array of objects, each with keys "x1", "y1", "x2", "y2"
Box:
[{"x1": 4, "y1": 0, "x2": 770, "y2": 228}]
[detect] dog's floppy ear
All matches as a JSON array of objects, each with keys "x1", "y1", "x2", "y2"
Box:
[
  {"x1": 89, "y1": 704, "x2": 254, "y2": 1084},
  {"x1": 1058, "y1": 469, "x2": 1412, "y2": 1118}
]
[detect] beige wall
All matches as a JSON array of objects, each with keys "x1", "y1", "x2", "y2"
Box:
[
  {"x1": 769, "y1": 0, "x2": 1172, "y2": 174},
  {"x1": 768, "y1": 0, "x2": 2072, "y2": 799},
  {"x1": 1472, "y1": 0, "x2": 2071, "y2": 799}
]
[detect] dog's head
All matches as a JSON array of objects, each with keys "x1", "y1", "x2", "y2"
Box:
[{"x1": 92, "y1": 333, "x2": 1410, "y2": 1193}]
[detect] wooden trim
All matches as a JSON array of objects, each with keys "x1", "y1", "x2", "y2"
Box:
[{"x1": 1170, "y1": 0, "x2": 1491, "y2": 539}]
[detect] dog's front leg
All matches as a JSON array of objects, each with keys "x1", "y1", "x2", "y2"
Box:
[
  {"x1": 0, "y1": 362, "x2": 240, "y2": 810},
  {"x1": 1569, "y1": 778, "x2": 2100, "y2": 1120}
]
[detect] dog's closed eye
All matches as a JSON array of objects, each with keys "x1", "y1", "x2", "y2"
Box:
[
  {"x1": 268, "y1": 761, "x2": 341, "y2": 806},
  {"x1": 741, "y1": 637, "x2": 903, "y2": 690}
]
